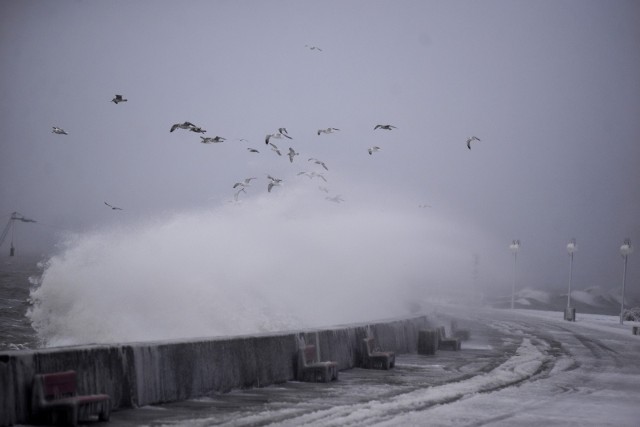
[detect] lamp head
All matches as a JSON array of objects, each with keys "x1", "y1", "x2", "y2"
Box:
[
  {"x1": 620, "y1": 238, "x2": 633, "y2": 256},
  {"x1": 509, "y1": 239, "x2": 520, "y2": 253},
  {"x1": 567, "y1": 238, "x2": 577, "y2": 254}
]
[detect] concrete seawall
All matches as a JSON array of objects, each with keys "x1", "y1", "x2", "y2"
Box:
[{"x1": 0, "y1": 315, "x2": 431, "y2": 426}]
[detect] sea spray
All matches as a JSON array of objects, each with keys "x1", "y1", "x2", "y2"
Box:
[{"x1": 28, "y1": 185, "x2": 485, "y2": 346}]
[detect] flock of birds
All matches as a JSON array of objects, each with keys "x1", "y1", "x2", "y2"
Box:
[{"x1": 50, "y1": 48, "x2": 482, "y2": 211}]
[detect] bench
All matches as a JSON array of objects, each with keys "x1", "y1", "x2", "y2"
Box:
[
  {"x1": 450, "y1": 320, "x2": 471, "y2": 341},
  {"x1": 361, "y1": 337, "x2": 395, "y2": 369},
  {"x1": 437, "y1": 326, "x2": 461, "y2": 351},
  {"x1": 297, "y1": 344, "x2": 339, "y2": 382},
  {"x1": 31, "y1": 370, "x2": 110, "y2": 426}
]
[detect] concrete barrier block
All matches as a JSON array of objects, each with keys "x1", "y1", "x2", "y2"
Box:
[
  {"x1": 0, "y1": 315, "x2": 432, "y2": 425},
  {"x1": 417, "y1": 329, "x2": 438, "y2": 355},
  {"x1": 564, "y1": 307, "x2": 576, "y2": 321}
]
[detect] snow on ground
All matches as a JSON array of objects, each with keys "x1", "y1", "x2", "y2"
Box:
[
  {"x1": 107, "y1": 308, "x2": 640, "y2": 427},
  {"x1": 511, "y1": 308, "x2": 640, "y2": 338}
]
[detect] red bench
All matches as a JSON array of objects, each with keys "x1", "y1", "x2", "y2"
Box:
[
  {"x1": 31, "y1": 370, "x2": 110, "y2": 426},
  {"x1": 361, "y1": 337, "x2": 395, "y2": 370},
  {"x1": 297, "y1": 344, "x2": 339, "y2": 382}
]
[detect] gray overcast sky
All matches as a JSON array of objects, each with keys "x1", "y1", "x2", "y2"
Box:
[{"x1": 1, "y1": 0, "x2": 639, "y2": 298}]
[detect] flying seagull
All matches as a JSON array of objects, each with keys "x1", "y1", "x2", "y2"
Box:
[
  {"x1": 326, "y1": 195, "x2": 344, "y2": 203},
  {"x1": 52, "y1": 127, "x2": 68, "y2": 135},
  {"x1": 170, "y1": 121, "x2": 196, "y2": 132},
  {"x1": 374, "y1": 124, "x2": 396, "y2": 130},
  {"x1": 189, "y1": 126, "x2": 207, "y2": 134},
  {"x1": 298, "y1": 171, "x2": 327, "y2": 182},
  {"x1": 233, "y1": 177, "x2": 257, "y2": 189},
  {"x1": 287, "y1": 147, "x2": 299, "y2": 163},
  {"x1": 267, "y1": 175, "x2": 282, "y2": 193},
  {"x1": 305, "y1": 45, "x2": 323, "y2": 51},
  {"x1": 317, "y1": 127, "x2": 340, "y2": 135},
  {"x1": 368, "y1": 146, "x2": 381, "y2": 155},
  {"x1": 466, "y1": 136, "x2": 480, "y2": 150},
  {"x1": 247, "y1": 147, "x2": 260, "y2": 153},
  {"x1": 111, "y1": 94, "x2": 127, "y2": 104},
  {"x1": 269, "y1": 142, "x2": 282, "y2": 156},
  {"x1": 308, "y1": 157, "x2": 328, "y2": 170},
  {"x1": 234, "y1": 187, "x2": 246, "y2": 201},
  {"x1": 265, "y1": 133, "x2": 284, "y2": 145},
  {"x1": 104, "y1": 202, "x2": 123, "y2": 211},
  {"x1": 278, "y1": 127, "x2": 291, "y2": 138},
  {"x1": 265, "y1": 129, "x2": 292, "y2": 145},
  {"x1": 200, "y1": 136, "x2": 225, "y2": 144}
]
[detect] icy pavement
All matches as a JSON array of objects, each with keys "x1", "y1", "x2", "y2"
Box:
[{"x1": 89, "y1": 308, "x2": 640, "y2": 426}]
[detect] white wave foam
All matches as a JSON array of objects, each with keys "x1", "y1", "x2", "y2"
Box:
[{"x1": 28, "y1": 185, "x2": 486, "y2": 346}]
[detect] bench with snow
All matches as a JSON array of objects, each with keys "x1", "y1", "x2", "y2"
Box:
[
  {"x1": 297, "y1": 344, "x2": 339, "y2": 382},
  {"x1": 450, "y1": 320, "x2": 471, "y2": 341},
  {"x1": 437, "y1": 326, "x2": 461, "y2": 351},
  {"x1": 31, "y1": 370, "x2": 110, "y2": 426},
  {"x1": 361, "y1": 337, "x2": 395, "y2": 370}
]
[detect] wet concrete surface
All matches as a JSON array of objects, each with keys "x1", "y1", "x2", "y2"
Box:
[
  {"x1": 20, "y1": 308, "x2": 640, "y2": 426},
  {"x1": 99, "y1": 315, "x2": 512, "y2": 426}
]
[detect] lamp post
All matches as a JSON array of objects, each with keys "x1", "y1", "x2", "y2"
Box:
[
  {"x1": 619, "y1": 239, "x2": 633, "y2": 325},
  {"x1": 509, "y1": 240, "x2": 520, "y2": 309},
  {"x1": 565, "y1": 238, "x2": 577, "y2": 321}
]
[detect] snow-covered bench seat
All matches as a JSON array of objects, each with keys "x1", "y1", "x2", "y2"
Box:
[
  {"x1": 297, "y1": 344, "x2": 339, "y2": 382},
  {"x1": 361, "y1": 337, "x2": 395, "y2": 370},
  {"x1": 437, "y1": 326, "x2": 461, "y2": 351},
  {"x1": 31, "y1": 370, "x2": 110, "y2": 426}
]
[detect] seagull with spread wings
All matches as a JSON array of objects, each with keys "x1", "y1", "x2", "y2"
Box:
[
  {"x1": 170, "y1": 121, "x2": 196, "y2": 132},
  {"x1": 466, "y1": 136, "x2": 480, "y2": 150},
  {"x1": 308, "y1": 157, "x2": 328, "y2": 170},
  {"x1": 267, "y1": 175, "x2": 282, "y2": 193},
  {"x1": 233, "y1": 177, "x2": 257, "y2": 189},
  {"x1": 326, "y1": 195, "x2": 344, "y2": 203},
  {"x1": 287, "y1": 147, "x2": 299, "y2": 163},
  {"x1": 269, "y1": 142, "x2": 282, "y2": 156},
  {"x1": 104, "y1": 202, "x2": 123, "y2": 211},
  {"x1": 374, "y1": 124, "x2": 396, "y2": 130},
  {"x1": 317, "y1": 127, "x2": 340, "y2": 135},
  {"x1": 200, "y1": 136, "x2": 225, "y2": 144},
  {"x1": 189, "y1": 126, "x2": 206, "y2": 134},
  {"x1": 265, "y1": 128, "x2": 292, "y2": 145},
  {"x1": 111, "y1": 94, "x2": 127, "y2": 104}
]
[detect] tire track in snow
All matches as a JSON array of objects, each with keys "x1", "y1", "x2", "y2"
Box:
[{"x1": 254, "y1": 338, "x2": 551, "y2": 427}]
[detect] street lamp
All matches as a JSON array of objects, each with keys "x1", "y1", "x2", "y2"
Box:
[
  {"x1": 565, "y1": 238, "x2": 577, "y2": 321},
  {"x1": 509, "y1": 240, "x2": 521, "y2": 310},
  {"x1": 619, "y1": 239, "x2": 633, "y2": 325}
]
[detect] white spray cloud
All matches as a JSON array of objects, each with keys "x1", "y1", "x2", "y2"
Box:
[{"x1": 28, "y1": 184, "x2": 492, "y2": 347}]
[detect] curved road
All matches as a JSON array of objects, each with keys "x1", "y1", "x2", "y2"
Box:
[{"x1": 108, "y1": 308, "x2": 640, "y2": 426}]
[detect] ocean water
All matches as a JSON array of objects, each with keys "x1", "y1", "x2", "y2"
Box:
[{"x1": 0, "y1": 255, "x2": 43, "y2": 350}]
